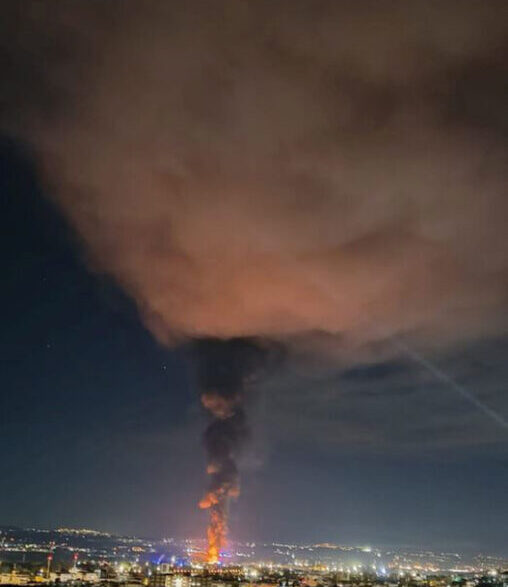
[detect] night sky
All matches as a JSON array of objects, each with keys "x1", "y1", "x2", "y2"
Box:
[{"x1": 1, "y1": 1, "x2": 508, "y2": 556}]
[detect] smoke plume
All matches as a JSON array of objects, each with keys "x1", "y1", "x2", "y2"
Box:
[
  {"x1": 1, "y1": 0, "x2": 508, "y2": 558},
  {"x1": 194, "y1": 338, "x2": 267, "y2": 562}
]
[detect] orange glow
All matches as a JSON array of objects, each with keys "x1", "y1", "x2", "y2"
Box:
[
  {"x1": 228, "y1": 485, "x2": 240, "y2": 499},
  {"x1": 199, "y1": 492, "x2": 219, "y2": 509},
  {"x1": 206, "y1": 463, "x2": 220, "y2": 474},
  {"x1": 205, "y1": 506, "x2": 226, "y2": 564},
  {"x1": 200, "y1": 485, "x2": 233, "y2": 563},
  {"x1": 201, "y1": 392, "x2": 238, "y2": 419}
]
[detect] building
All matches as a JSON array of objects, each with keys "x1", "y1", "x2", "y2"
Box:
[{"x1": 0, "y1": 572, "x2": 32, "y2": 585}]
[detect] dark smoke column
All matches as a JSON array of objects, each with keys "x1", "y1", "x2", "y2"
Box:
[{"x1": 194, "y1": 338, "x2": 265, "y2": 564}]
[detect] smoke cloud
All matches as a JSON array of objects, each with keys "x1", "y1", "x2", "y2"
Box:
[{"x1": 1, "y1": 1, "x2": 507, "y2": 351}]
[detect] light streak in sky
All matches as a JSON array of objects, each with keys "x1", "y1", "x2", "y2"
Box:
[
  {"x1": 288, "y1": 265, "x2": 508, "y2": 434},
  {"x1": 394, "y1": 338, "x2": 508, "y2": 432}
]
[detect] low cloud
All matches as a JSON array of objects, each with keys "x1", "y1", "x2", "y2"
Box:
[
  {"x1": 258, "y1": 337, "x2": 508, "y2": 452},
  {"x1": 0, "y1": 1, "x2": 506, "y2": 356}
]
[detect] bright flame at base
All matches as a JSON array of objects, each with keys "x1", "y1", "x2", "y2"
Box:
[
  {"x1": 200, "y1": 493, "x2": 229, "y2": 564},
  {"x1": 205, "y1": 504, "x2": 226, "y2": 564}
]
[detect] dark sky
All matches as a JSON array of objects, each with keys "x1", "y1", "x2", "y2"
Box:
[{"x1": 1, "y1": 1, "x2": 508, "y2": 556}]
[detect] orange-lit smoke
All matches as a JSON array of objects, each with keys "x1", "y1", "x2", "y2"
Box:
[
  {"x1": 199, "y1": 392, "x2": 239, "y2": 564},
  {"x1": 201, "y1": 392, "x2": 238, "y2": 420},
  {"x1": 199, "y1": 489, "x2": 232, "y2": 564},
  {"x1": 3, "y1": 2, "x2": 507, "y2": 355},
  {"x1": 195, "y1": 339, "x2": 266, "y2": 564}
]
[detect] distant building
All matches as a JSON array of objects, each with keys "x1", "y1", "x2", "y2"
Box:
[
  {"x1": 0, "y1": 572, "x2": 31, "y2": 585},
  {"x1": 151, "y1": 573, "x2": 234, "y2": 587},
  {"x1": 151, "y1": 574, "x2": 196, "y2": 587}
]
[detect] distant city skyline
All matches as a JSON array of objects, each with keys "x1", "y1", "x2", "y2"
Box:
[{"x1": 1, "y1": 523, "x2": 507, "y2": 564}]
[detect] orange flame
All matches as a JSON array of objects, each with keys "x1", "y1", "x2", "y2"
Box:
[
  {"x1": 206, "y1": 507, "x2": 225, "y2": 564},
  {"x1": 200, "y1": 485, "x2": 237, "y2": 563}
]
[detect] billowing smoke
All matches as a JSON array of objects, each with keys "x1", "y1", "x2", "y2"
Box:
[
  {"x1": 194, "y1": 338, "x2": 267, "y2": 562},
  {"x1": 1, "y1": 1, "x2": 507, "y2": 352},
  {"x1": 1, "y1": 0, "x2": 507, "y2": 558}
]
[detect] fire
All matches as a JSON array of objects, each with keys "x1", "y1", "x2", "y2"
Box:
[
  {"x1": 199, "y1": 492, "x2": 219, "y2": 509},
  {"x1": 206, "y1": 507, "x2": 225, "y2": 564},
  {"x1": 199, "y1": 482, "x2": 239, "y2": 563},
  {"x1": 200, "y1": 494, "x2": 228, "y2": 564},
  {"x1": 195, "y1": 340, "x2": 262, "y2": 566}
]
